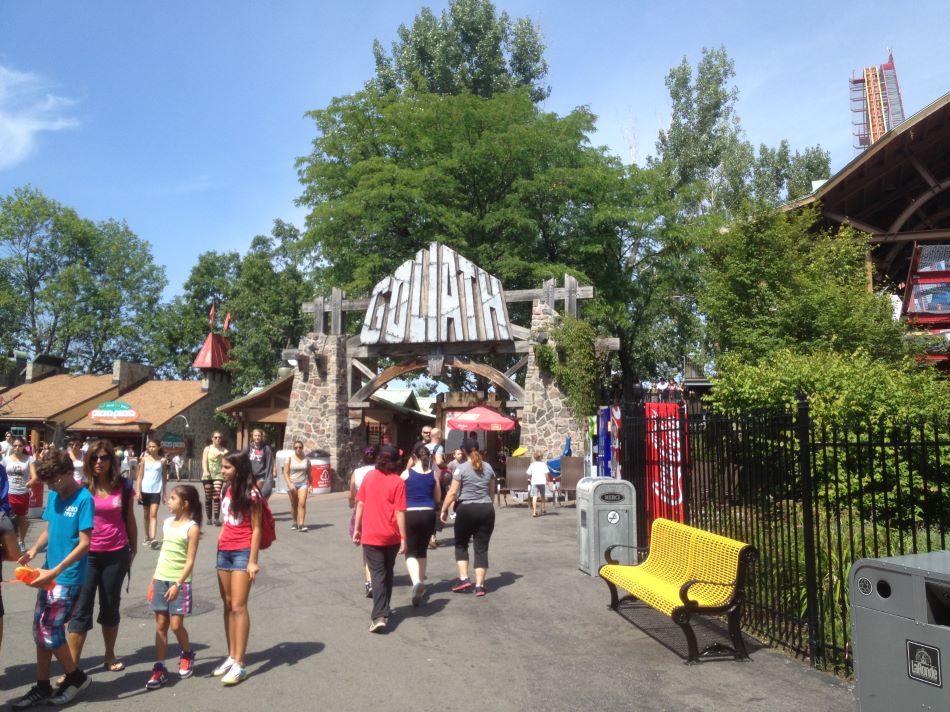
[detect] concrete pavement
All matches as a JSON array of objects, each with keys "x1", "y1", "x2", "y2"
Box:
[{"x1": 1, "y1": 489, "x2": 855, "y2": 711}]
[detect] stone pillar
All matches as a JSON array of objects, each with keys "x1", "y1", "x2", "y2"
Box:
[
  {"x1": 519, "y1": 302, "x2": 586, "y2": 459},
  {"x1": 284, "y1": 333, "x2": 362, "y2": 490}
]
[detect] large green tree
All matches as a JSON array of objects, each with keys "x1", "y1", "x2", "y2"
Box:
[
  {"x1": 0, "y1": 186, "x2": 166, "y2": 373},
  {"x1": 371, "y1": 0, "x2": 549, "y2": 102}
]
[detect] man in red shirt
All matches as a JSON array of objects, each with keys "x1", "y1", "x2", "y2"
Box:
[{"x1": 352, "y1": 445, "x2": 406, "y2": 633}]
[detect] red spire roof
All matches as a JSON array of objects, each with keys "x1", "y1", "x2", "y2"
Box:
[{"x1": 192, "y1": 333, "x2": 231, "y2": 371}]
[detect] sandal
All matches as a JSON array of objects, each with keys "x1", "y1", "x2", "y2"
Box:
[{"x1": 106, "y1": 659, "x2": 125, "y2": 672}]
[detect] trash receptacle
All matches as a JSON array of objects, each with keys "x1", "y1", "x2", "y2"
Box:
[
  {"x1": 576, "y1": 477, "x2": 636, "y2": 575},
  {"x1": 308, "y1": 450, "x2": 332, "y2": 495},
  {"x1": 274, "y1": 449, "x2": 293, "y2": 494},
  {"x1": 851, "y1": 551, "x2": 950, "y2": 711}
]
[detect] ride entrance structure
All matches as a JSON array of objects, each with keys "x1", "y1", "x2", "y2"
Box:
[{"x1": 281, "y1": 243, "x2": 617, "y2": 480}]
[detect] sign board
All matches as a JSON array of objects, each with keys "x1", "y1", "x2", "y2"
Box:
[
  {"x1": 361, "y1": 243, "x2": 512, "y2": 345},
  {"x1": 90, "y1": 401, "x2": 139, "y2": 425},
  {"x1": 10, "y1": 426, "x2": 27, "y2": 437},
  {"x1": 160, "y1": 432, "x2": 185, "y2": 454}
]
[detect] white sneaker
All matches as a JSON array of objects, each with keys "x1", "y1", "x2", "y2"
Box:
[
  {"x1": 212, "y1": 656, "x2": 235, "y2": 677},
  {"x1": 221, "y1": 664, "x2": 248, "y2": 686}
]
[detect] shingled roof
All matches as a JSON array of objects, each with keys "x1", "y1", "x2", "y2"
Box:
[
  {"x1": 0, "y1": 374, "x2": 116, "y2": 421},
  {"x1": 68, "y1": 380, "x2": 209, "y2": 434}
]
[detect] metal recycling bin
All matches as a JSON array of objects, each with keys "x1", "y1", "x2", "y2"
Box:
[
  {"x1": 274, "y1": 449, "x2": 293, "y2": 494},
  {"x1": 851, "y1": 551, "x2": 950, "y2": 711},
  {"x1": 576, "y1": 477, "x2": 636, "y2": 575}
]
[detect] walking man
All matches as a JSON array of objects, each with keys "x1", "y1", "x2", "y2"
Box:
[{"x1": 246, "y1": 429, "x2": 276, "y2": 499}]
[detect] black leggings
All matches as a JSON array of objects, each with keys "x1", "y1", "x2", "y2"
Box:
[
  {"x1": 203, "y1": 479, "x2": 223, "y2": 521},
  {"x1": 453, "y1": 502, "x2": 495, "y2": 569},
  {"x1": 405, "y1": 510, "x2": 436, "y2": 558}
]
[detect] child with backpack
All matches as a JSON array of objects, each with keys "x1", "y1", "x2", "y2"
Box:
[
  {"x1": 212, "y1": 452, "x2": 265, "y2": 686},
  {"x1": 145, "y1": 485, "x2": 202, "y2": 690}
]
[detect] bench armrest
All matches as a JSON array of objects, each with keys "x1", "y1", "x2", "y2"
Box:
[
  {"x1": 604, "y1": 544, "x2": 650, "y2": 566},
  {"x1": 679, "y1": 578, "x2": 738, "y2": 607}
]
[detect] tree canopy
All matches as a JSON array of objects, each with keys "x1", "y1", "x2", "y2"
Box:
[
  {"x1": 371, "y1": 0, "x2": 550, "y2": 102},
  {"x1": 0, "y1": 186, "x2": 166, "y2": 373}
]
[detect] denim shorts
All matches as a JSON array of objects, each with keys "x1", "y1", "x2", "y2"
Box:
[
  {"x1": 33, "y1": 584, "x2": 81, "y2": 650},
  {"x1": 150, "y1": 579, "x2": 193, "y2": 615},
  {"x1": 216, "y1": 548, "x2": 251, "y2": 571}
]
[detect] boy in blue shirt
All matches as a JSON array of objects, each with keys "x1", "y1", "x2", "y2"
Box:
[{"x1": 12, "y1": 448, "x2": 94, "y2": 708}]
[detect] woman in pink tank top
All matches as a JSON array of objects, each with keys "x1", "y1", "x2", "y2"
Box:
[{"x1": 64, "y1": 440, "x2": 138, "y2": 675}]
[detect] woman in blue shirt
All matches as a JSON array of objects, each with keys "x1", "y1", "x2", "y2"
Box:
[{"x1": 401, "y1": 445, "x2": 441, "y2": 607}]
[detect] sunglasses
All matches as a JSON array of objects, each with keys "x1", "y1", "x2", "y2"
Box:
[{"x1": 92, "y1": 454, "x2": 111, "y2": 462}]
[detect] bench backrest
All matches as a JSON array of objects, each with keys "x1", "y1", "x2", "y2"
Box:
[{"x1": 645, "y1": 518, "x2": 750, "y2": 595}]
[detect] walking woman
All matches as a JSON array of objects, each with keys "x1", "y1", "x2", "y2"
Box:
[
  {"x1": 201, "y1": 432, "x2": 228, "y2": 526},
  {"x1": 135, "y1": 438, "x2": 167, "y2": 548},
  {"x1": 349, "y1": 447, "x2": 377, "y2": 597},
  {"x1": 401, "y1": 444, "x2": 441, "y2": 606},
  {"x1": 67, "y1": 439, "x2": 137, "y2": 674},
  {"x1": 283, "y1": 440, "x2": 310, "y2": 532},
  {"x1": 352, "y1": 445, "x2": 406, "y2": 633},
  {"x1": 2, "y1": 437, "x2": 37, "y2": 551},
  {"x1": 440, "y1": 441, "x2": 496, "y2": 597},
  {"x1": 213, "y1": 452, "x2": 262, "y2": 686}
]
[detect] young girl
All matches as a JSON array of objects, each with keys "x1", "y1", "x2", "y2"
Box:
[
  {"x1": 213, "y1": 452, "x2": 262, "y2": 685},
  {"x1": 146, "y1": 485, "x2": 201, "y2": 690},
  {"x1": 136, "y1": 439, "x2": 167, "y2": 547}
]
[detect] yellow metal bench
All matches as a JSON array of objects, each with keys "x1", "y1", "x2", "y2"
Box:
[{"x1": 598, "y1": 518, "x2": 757, "y2": 664}]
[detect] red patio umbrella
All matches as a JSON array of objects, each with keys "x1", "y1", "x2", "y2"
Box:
[{"x1": 446, "y1": 406, "x2": 517, "y2": 432}]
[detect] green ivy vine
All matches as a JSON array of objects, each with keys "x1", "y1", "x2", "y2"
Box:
[{"x1": 533, "y1": 316, "x2": 602, "y2": 419}]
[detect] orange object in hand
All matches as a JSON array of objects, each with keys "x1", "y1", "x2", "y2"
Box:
[{"x1": 15, "y1": 566, "x2": 54, "y2": 590}]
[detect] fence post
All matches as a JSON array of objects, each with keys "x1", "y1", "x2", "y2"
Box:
[
  {"x1": 797, "y1": 393, "x2": 822, "y2": 668},
  {"x1": 679, "y1": 398, "x2": 690, "y2": 525}
]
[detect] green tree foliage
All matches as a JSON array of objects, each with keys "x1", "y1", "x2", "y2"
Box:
[
  {"x1": 297, "y1": 88, "x2": 622, "y2": 294},
  {"x1": 708, "y1": 349, "x2": 950, "y2": 421},
  {"x1": 654, "y1": 47, "x2": 830, "y2": 214},
  {"x1": 147, "y1": 222, "x2": 311, "y2": 394},
  {"x1": 0, "y1": 186, "x2": 166, "y2": 373},
  {"x1": 371, "y1": 0, "x2": 549, "y2": 102},
  {"x1": 698, "y1": 206, "x2": 906, "y2": 364}
]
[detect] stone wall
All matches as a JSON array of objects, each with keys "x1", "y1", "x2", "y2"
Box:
[
  {"x1": 283, "y1": 333, "x2": 360, "y2": 490},
  {"x1": 519, "y1": 301, "x2": 586, "y2": 459}
]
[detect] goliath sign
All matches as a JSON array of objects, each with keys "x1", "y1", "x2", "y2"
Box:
[{"x1": 361, "y1": 243, "x2": 511, "y2": 345}]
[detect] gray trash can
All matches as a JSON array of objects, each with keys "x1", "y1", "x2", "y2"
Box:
[
  {"x1": 576, "y1": 477, "x2": 636, "y2": 575},
  {"x1": 851, "y1": 551, "x2": 950, "y2": 711}
]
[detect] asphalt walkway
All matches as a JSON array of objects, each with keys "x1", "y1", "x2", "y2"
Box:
[{"x1": 1, "y1": 489, "x2": 855, "y2": 711}]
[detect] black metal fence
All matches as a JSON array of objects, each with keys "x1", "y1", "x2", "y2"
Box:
[{"x1": 621, "y1": 400, "x2": 950, "y2": 675}]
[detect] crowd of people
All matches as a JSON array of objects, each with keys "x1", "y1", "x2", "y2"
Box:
[
  {"x1": 0, "y1": 432, "x2": 272, "y2": 706},
  {"x1": 0, "y1": 423, "x2": 515, "y2": 705}
]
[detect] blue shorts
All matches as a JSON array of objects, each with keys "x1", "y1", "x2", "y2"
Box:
[
  {"x1": 33, "y1": 584, "x2": 81, "y2": 650},
  {"x1": 216, "y1": 548, "x2": 250, "y2": 571},
  {"x1": 150, "y1": 579, "x2": 193, "y2": 615},
  {"x1": 292, "y1": 480, "x2": 308, "y2": 490}
]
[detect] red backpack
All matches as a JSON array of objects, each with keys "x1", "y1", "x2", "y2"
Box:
[
  {"x1": 259, "y1": 494, "x2": 277, "y2": 550},
  {"x1": 223, "y1": 484, "x2": 277, "y2": 549}
]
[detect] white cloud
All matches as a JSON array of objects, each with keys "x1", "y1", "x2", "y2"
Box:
[{"x1": 0, "y1": 65, "x2": 79, "y2": 171}]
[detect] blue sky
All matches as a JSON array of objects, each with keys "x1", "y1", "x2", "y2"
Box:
[{"x1": 2, "y1": 0, "x2": 949, "y2": 298}]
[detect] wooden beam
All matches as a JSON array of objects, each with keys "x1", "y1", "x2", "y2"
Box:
[
  {"x1": 870, "y1": 228, "x2": 950, "y2": 244},
  {"x1": 504, "y1": 356, "x2": 529, "y2": 378},
  {"x1": 347, "y1": 339, "x2": 532, "y2": 359}
]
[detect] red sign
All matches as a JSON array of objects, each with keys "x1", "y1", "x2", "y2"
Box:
[{"x1": 644, "y1": 403, "x2": 686, "y2": 529}]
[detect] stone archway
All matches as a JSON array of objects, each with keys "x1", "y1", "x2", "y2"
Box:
[{"x1": 282, "y1": 243, "x2": 614, "y2": 480}]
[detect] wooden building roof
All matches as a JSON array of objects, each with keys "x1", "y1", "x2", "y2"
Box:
[
  {"x1": 0, "y1": 374, "x2": 116, "y2": 422},
  {"x1": 67, "y1": 380, "x2": 209, "y2": 434}
]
